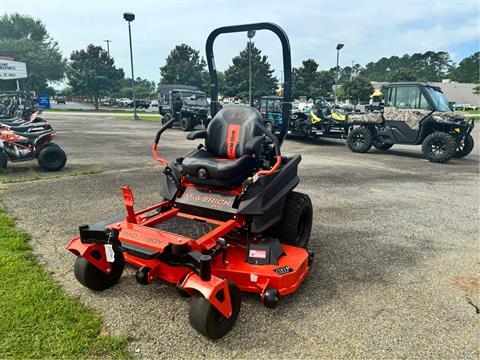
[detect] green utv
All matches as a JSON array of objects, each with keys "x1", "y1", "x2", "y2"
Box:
[{"x1": 346, "y1": 82, "x2": 474, "y2": 163}]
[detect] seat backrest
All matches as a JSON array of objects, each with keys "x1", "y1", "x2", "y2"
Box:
[{"x1": 206, "y1": 105, "x2": 263, "y2": 159}]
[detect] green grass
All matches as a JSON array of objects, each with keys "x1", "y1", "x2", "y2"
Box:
[
  {"x1": 114, "y1": 115, "x2": 161, "y2": 121},
  {"x1": 71, "y1": 166, "x2": 104, "y2": 177},
  {"x1": 45, "y1": 108, "x2": 139, "y2": 113},
  {"x1": 0, "y1": 207, "x2": 130, "y2": 359},
  {"x1": 0, "y1": 169, "x2": 41, "y2": 184},
  {"x1": 459, "y1": 110, "x2": 480, "y2": 120},
  {"x1": 459, "y1": 109, "x2": 480, "y2": 114}
]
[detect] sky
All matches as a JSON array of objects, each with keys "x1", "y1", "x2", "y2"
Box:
[{"x1": 2, "y1": 0, "x2": 479, "y2": 86}]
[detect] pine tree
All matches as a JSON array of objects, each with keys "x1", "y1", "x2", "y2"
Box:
[{"x1": 223, "y1": 43, "x2": 277, "y2": 100}]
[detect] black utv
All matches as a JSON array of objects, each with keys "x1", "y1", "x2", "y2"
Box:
[
  {"x1": 346, "y1": 82, "x2": 474, "y2": 163},
  {"x1": 158, "y1": 84, "x2": 209, "y2": 131}
]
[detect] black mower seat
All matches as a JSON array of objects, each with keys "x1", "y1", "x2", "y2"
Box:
[
  {"x1": 182, "y1": 149, "x2": 253, "y2": 187},
  {"x1": 182, "y1": 106, "x2": 263, "y2": 187}
]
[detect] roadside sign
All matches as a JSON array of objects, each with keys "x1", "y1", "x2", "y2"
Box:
[
  {"x1": 0, "y1": 59, "x2": 28, "y2": 80},
  {"x1": 37, "y1": 93, "x2": 51, "y2": 109}
]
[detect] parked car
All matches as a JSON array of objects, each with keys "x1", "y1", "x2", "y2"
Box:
[
  {"x1": 55, "y1": 96, "x2": 66, "y2": 104},
  {"x1": 116, "y1": 98, "x2": 133, "y2": 107},
  {"x1": 128, "y1": 99, "x2": 150, "y2": 109},
  {"x1": 100, "y1": 97, "x2": 115, "y2": 106},
  {"x1": 453, "y1": 103, "x2": 477, "y2": 111}
]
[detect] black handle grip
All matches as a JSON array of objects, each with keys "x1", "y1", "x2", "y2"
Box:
[
  {"x1": 255, "y1": 122, "x2": 280, "y2": 156},
  {"x1": 154, "y1": 117, "x2": 176, "y2": 144}
]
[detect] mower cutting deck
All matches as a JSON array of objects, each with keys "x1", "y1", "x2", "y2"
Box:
[{"x1": 67, "y1": 22, "x2": 313, "y2": 339}]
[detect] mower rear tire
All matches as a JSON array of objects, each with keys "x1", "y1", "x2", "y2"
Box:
[
  {"x1": 454, "y1": 133, "x2": 474, "y2": 158},
  {"x1": 373, "y1": 141, "x2": 393, "y2": 151},
  {"x1": 274, "y1": 191, "x2": 312, "y2": 249},
  {"x1": 180, "y1": 117, "x2": 193, "y2": 131},
  {"x1": 189, "y1": 281, "x2": 241, "y2": 339},
  {"x1": 74, "y1": 251, "x2": 125, "y2": 291},
  {"x1": 37, "y1": 143, "x2": 67, "y2": 171},
  {"x1": 422, "y1": 132, "x2": 456, "y2": 163},
  {"x1": 0, "y1": 151, "x2": 7, "y2": 170},
  {"x1": 347, "y1": 127, "x2": 374, "y2": 153}
]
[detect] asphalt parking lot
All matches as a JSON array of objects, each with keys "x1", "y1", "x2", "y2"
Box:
[{"x1": 1, "y1": 113, "x2": 478, "y2": 358}]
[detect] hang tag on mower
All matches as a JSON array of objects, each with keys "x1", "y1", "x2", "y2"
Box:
[{"x1": 104, "y1": 244, "x2": 115, "y2": 263}]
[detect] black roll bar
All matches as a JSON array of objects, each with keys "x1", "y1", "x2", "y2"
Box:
[{"x1": 205, "y1": 22, "x2": 292, "y2": 145}]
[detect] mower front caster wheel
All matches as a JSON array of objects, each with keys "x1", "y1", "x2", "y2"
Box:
[
  {"x1": 189, "y1": 281, "x2": 241, "y2": 339},
  {"x1": 74, "y1": 251, "x2": 125, "y2": 291},
  {"x1": 135, "y1": 266, "x2": 151, "y2": 285},
  {"x1": 262, "y1": 288, "x2": 280, "y2": 308}
]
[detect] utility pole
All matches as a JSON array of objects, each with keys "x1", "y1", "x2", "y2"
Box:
[
  {"x1": 247, "y1": 30, "x2": 256, "y2": 106},
  {"x1": 103, "y1": 40, "x2": 112, "y2": 57},
  {"x1": 281, "y1": 70, "x2": 284, "y2": 95},
  {"x1": 123, "y1": 13, "x2": 139, "y2": 120},
  {"x1": 334, "y1": 43, "x2": 344, "y2": 106}
]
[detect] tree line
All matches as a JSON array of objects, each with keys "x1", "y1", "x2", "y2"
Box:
[
  {"x1": 158, "y1": 44, "x2": 479, "y2": 104},
  {"x1": 1, "y1": 13, "x2": 478, "y2": 107}
]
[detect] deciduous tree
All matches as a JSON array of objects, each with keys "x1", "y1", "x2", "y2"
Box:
[
  {"x1": 292, "y1": 59, "x2": 334, "y2": 99},
  {"x1": 114, "y1": 77, "x2": 156, "y2": 99},
  {"x1": 67, "y1": 45, "x2": 124, "y2": 109},
  {"x1": 342, "y1": 76, "x2": 373, "y2": 105},
  {"x1": 360, "y1": 51, "x2": 453, "y2": 82},
  {"x1": 449, "y1": 52, "x2": 479, "y2": 83},
  {"x1": 386, "y1": 67, "x2": 417, "y2": 82},
  {"x1": 0, "y1": 13, "x2": 65, "y2": 92}
]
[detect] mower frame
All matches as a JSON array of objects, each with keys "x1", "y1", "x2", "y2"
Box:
[
  {"x1": 67, "y1": 186, "x2": 309, "y2": 317},
  {"x1": 67, "y1": 22, "x2": 311, "y2": 339}
]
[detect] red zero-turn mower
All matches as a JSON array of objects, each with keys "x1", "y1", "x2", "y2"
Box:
[{"x1": 67, "y1": 23, "x2": 313, "y2": 339}]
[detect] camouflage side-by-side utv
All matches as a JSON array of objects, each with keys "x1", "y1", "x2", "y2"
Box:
[{"x1": 346, "y1": 82, "x2": 475, "y2": 163}]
